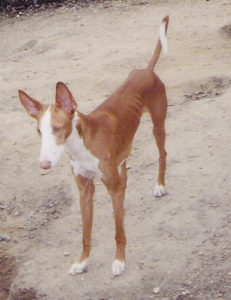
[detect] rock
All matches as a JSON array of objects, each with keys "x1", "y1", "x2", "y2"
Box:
[
  {"x1": 13, "y1": 210, "x2": 20, "y2": 216},
  {"x1": 182, "y1": 290, "x2": 190, "y2": 296},
  {"x1": 153, "y1": 287, "x2": 160, "y2": 294},
  {"x1": 0, "y1": 233, "x2": 11, "y2": 241}
]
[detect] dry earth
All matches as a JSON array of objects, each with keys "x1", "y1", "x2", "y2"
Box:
[{"x1": 0, "y1": 0, "x2": 231, "y2": 299}]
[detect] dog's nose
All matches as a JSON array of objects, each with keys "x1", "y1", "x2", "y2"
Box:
[{"x1": 40, "y1": 161, "x2": 51, "y2": 169}]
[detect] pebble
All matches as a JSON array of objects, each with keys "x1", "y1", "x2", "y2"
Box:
[
  {"x1": 0, "y1": 234, "x2": 11, "y2": 241},
  {"x1": 182, "y1": 290, "x2": 190, "y2": 296},
  {"x1": 153, "y1": 287, "x2": 160, "y2": 294},
  {"x1": 64, "y1": 251, "x2": 70, "y2": 256},
  {"x1": 28, "y1": 211, "x2": 35, "y2": 218}
]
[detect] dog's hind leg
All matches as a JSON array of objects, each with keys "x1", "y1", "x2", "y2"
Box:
[
  {"x1": 101, "y1": 161, "x2": 127, "y2": 276},
  {"x1": 147, "y1": 86, "x2": 167, "y2": 197},
  {"x1": 153, "y1": 124, "x2": 167, "y2": 196}
]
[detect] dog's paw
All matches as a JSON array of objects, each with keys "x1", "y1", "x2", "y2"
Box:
[
  {"x1": 154, "y1": 184, "x2": 166, "y2": 197},
  {"x1": 69, "y1": 259, "x2": 88, "y2": 275},
  {"x1": 112, "y1": 259, "x2": 125, "y2": 276}
]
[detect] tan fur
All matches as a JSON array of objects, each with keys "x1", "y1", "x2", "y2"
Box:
[{"x1": 50, "y1": 105, "x2": 74, "y2": 145}]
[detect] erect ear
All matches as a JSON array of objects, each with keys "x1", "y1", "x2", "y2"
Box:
[
  {"x1": 55, "y1": 82, "x2": 77, "y2": 114},
  {"x1": 18, "y1": 90, "x2": 43, "y2": 119}
]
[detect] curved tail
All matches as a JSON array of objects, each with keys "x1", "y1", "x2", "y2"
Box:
[{"x1": 147, "y1": 15, "x2": 169, "y2": 70}]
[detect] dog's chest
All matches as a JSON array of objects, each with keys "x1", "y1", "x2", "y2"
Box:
[
  {"x1": 66, "y1": 124, "x2": 102, "y2": 179},
  {"x1": 70, "y1": 154, "x2": 102, "y2": 179}
]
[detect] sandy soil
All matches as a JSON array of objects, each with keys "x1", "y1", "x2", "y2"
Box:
[{"x1": 0, "y1": 0, "x2": 231, "y2": 299}]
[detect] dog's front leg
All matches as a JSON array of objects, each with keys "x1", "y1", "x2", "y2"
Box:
[
  {"x1": 101, "y1": 161, "x2": 127, "y2": 276},
  {"x1": 69, "y1": 175, "x2": 95, "y2": 275}
]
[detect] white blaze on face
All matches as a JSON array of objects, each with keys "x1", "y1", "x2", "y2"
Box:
[{"x1": 39, "y1": 106, "x2": 65, "y2": 167}]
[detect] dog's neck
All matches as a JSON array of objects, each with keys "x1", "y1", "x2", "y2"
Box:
[
  {"x1": 65, "y1": 117, "x2": 85, "y2": 158},
  {"x1": 65, "y1": 116, "x2": 102, "y2": 179}
]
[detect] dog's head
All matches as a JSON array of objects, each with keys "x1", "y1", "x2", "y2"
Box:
[{"x1": 18, "y1": 82, "x2": 77, "y2": 169}]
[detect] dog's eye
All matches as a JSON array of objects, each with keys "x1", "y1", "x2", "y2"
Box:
[{"x1": 53, "y1": 126, "x2": 61, "y2": 133}]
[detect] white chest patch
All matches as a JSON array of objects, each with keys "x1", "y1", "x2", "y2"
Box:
[{"x1": 66, "y1": 119, "x2": 102, "y2": 179}]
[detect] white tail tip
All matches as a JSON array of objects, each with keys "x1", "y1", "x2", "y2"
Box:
[{"x1": 159, "y1": 21, "x2": 168, "y2": 55}]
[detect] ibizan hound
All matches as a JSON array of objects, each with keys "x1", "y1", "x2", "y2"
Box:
[{"x1": 18, "y1": 16, "x2": 169, "y2": 276}]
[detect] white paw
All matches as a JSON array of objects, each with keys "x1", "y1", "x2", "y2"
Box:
[
  {"x1": 154, "y1": 184, "x2": 166, "y2": 197},
  {"x1": 112, "y1": 259, "x2": 125, "y2": 276},
  {"x1": 69, "y1": 259, "x2": 88, "y2": 275}
]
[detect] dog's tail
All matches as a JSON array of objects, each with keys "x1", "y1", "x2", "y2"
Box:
[{"x1": 147, "y1": 16, "x2": 169, "y2": 70}]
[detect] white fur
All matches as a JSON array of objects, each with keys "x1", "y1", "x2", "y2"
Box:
[
  {"x1": 159, "y1": 21, "x2": 168, "y2": 54},
  {"x1": 69, "y1": 259, "x2": 89, "y2": 275},
  {"x1": 154, "y1": 184, "x2": 166, "y2": 197},
  {"x1": 112, "y1": 259, "x2": 125, "y2": 276},
  {"x1": 66, "y1": 118, "x2": 102, "y2": 179},
  {"x1": 39, "y1": 106, "x2": 65, "y2": 167}
]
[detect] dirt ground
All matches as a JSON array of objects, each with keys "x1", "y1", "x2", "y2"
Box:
[{"x1": 0, "y1": 0, "x2": 231, "y2": 299}]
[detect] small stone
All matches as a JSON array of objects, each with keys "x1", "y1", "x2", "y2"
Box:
[
  {"x1": 170, "y1": 210, "x2": 177, "y2": 215},
  {"x1": 28, "y1": 211, "x2": 35, "y2": 218},
  {"x1": 64, "y1": 251, "x2": 69, "y2": 256},
  {"x1": 0, "y1": 234, "x2": 11, "y2": 241},
  {"x1": 182, "y1": 290, "x2": 190, "y2": 296},
  {"x1": 153, "y1": 287, "x2": 160, "y2": 294}
]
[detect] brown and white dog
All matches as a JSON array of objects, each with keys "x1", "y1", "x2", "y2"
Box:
[{"x1": 18, "y1": 16, "x2": 169, "y2": 276}]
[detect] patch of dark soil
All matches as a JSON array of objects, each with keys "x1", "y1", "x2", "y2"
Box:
[
  {"x1": 184, "y1": 76, "x2": 231, "y2": 101},
  {"x1": 23, "y1": 185, "x2": 73, "y2": 237},
  {"x1": 220, "y1": 24, "x2": 231, "y2": 38},
  {"x1": 0, "y1": 248, "x2": 17, "y2": 300},
  {"x1": 0, "y1": 0, "x2": 113, "y2": 17},
  {"x1": 8, "y1": 288, "x2": 38, "y2": 300}
]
